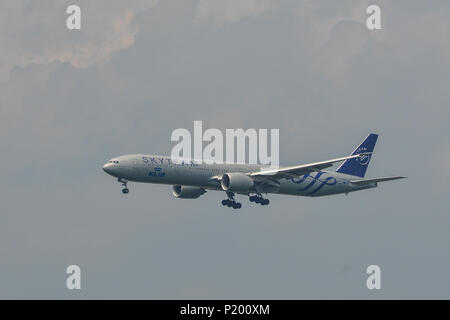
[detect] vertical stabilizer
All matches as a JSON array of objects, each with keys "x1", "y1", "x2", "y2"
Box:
[{"x1": 336, "y1": 133, "x2": 378, "y2": 178}]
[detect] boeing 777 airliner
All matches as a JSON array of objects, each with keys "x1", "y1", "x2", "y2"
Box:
[{"x1": 102, "y1": 134, "x2": 405, "y2": 209}]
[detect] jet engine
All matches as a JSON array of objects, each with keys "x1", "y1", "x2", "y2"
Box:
[
  {"x1": 221, "y1": 173, "x2": 254, "y2": 193},
  {"x1": 172, "y1": 185, "x2": 206, "y2": 199}
]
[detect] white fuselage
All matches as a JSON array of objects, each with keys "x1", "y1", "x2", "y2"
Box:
[{"x1": 102, "y1": 154, "x2": 377, "y2": 197}]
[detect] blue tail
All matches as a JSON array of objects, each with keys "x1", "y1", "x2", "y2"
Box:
[{"x1": 336, "y1": 133, "x2": 378, "y2": 177}]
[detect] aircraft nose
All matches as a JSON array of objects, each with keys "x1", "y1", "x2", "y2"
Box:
[{"x1": 103, "y1": 163, "x2": 114, "y2": 175}]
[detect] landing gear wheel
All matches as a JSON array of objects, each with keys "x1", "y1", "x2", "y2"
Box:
[
  {"x1": 119, "y1": 178, "x2": 129, "y2": 194},
  {"x1": 222, "y1": 199, "x2": 233, "y2": 207},
  {"x1": 232, "y1": 202, "x2": 242, "y2": 209},
  {"x1": 250, "y1": 194, "x2": 269, "y2": 206},
  {"x1": 221, "y1": 192, "x2": 242, "y2": 209}
]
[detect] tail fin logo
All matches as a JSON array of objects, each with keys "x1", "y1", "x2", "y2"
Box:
[{"x1": 356, "y1": 147, "x2": 371, "y2": 165}]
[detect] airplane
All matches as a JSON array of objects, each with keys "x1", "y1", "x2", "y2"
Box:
[{"x1": 102, "y1": 133, "x2": 405, "y2": 209}]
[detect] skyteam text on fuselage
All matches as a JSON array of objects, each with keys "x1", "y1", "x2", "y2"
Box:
[{"x1": 102, "y1": 134, "x2": 405, "y2": 209}]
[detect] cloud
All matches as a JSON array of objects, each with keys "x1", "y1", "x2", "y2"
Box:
[
  {"x1": 0, "y1": 0, "x2": 158, "y2": 81},
  {"x1": 290, "y1": 0, "x2": 391, "y2": 82}
]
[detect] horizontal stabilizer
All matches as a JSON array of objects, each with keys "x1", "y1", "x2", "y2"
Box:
[{"x1": 350, "y1": 176, "x2": 406, "y2": 185}]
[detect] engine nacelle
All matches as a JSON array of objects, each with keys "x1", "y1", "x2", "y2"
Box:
[
  {"x1": 172, "y1": 185, "x2": 206, "y2": 199},
  {"x1": 221, "y1": 173, "x2": 254, "y2": 193}
]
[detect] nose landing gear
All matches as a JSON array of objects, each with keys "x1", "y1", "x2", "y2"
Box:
[{"x1": 119, "y1": 178, "x2": 129, "y2": 194}]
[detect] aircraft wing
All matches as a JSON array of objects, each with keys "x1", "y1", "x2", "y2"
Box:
[
  {"x1": 250, "y1": 154, "x2": 364, "y2": 181},
  {"x1": 350, "y1": 176, "x2": 406, "y2": 185}
]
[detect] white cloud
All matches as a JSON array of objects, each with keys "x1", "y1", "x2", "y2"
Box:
[{"x1": 0, "y1": 0, "x2": 158, "y2": 81}]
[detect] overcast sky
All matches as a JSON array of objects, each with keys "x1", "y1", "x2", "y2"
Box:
[{"x1": 1, "y1": 0, "x2": 449, "y2": 299}]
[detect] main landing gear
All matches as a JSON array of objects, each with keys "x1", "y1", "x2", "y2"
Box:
[
  {"x1": 119, "y1": 178, "x2": 129, "y2": 194},
  {"x1": 249, "y1": 194, "x2": 270, "y2": 206},
  {"x1": 221, "y1": 191, "x2": 242, "y2": 209}
]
